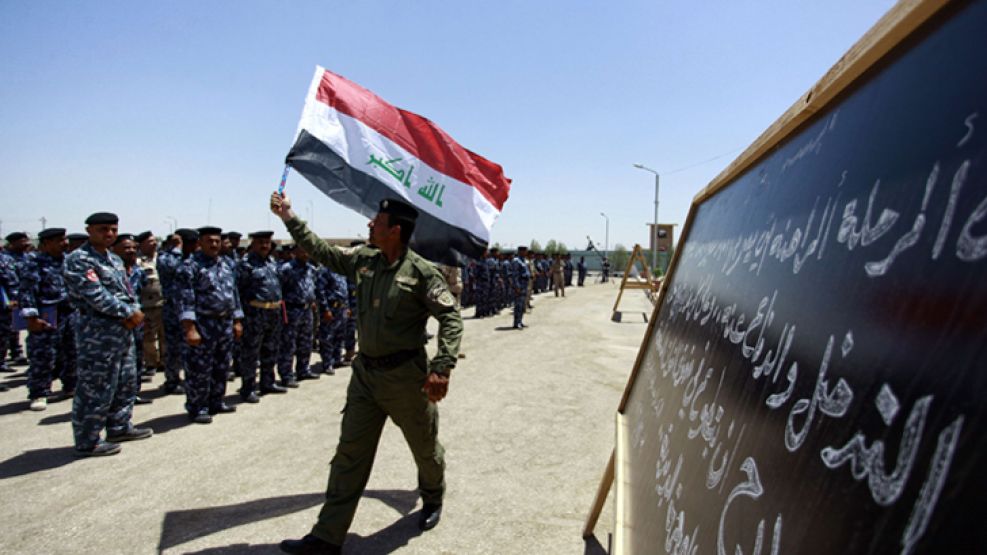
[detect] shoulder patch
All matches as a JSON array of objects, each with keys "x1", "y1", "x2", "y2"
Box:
[
  {"x1": 85, "y1": 268, "x2": 99, "y2": 282},
  {"x1": 395, "y1": 275, "x2": 419, "y2": 287},
  {"x1": 428, "y1": 285, "x2": 455, "y2": 308}
]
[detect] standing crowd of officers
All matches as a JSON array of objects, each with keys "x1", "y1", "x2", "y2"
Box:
[
  {"x1": 455, "y1": 248, "x2": 589, "y2": 328},
  {"x1": 0, "y1": 218, "x2": 359, "y2": 456}
]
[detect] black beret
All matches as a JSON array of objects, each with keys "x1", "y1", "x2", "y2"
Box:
[
  {"x1": 85, "y1": 212, "x2": 119, "y2": 225},
  {"x1": 249, "y1": 231, "x2": 274, "y2": 239},
  {"x1": 67, "y1": 233, "x2": 88, "y2": 242},
  {"x1": 378, "y1": 198, "x2": 419, "y2": 222},
  {"x1": 135, "y1": 231, "x2": 153, "y2": 243},
  {"x1": 38, "y1": 228, "x2": 67, "y2": 241},
  {"x1": 113, "y1": 233, "x2": 136, "y2": 246},
  {"x1": 5, "y1": 232, "x2": 28, "y2": 242},
  {"x1": 517, "y1": 246, "x2": 528, "y2": 252},
  {"x1": 227, "y1": 231, "x2": 242, "y2": 239},
  {"x1": 175, "y1": 228, "x2": 200, "y2": 242},
  {"x1": 197, "y1": 226, "x2": 222, "y2": 237}
]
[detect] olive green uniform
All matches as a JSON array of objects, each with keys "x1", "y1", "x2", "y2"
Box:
[{"x1": 285, "y1": 216, "x2": 463, "y2": 545}]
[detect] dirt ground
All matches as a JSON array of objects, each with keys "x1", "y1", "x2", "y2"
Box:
[{"x1": 0, "y1": 277, "x2": 651, "y2": 554}]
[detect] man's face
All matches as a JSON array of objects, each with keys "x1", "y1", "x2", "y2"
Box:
[
  {"x1": 201, "y1": 234, "x2": 222, "y2": 257},
  {"x1": 251, "y1": 237, "x2": 272, "y2": 257},
  {"x1": 296, "y1": 247, "x2": 309, "y2": 264},
  {"x1": 86, "y1": 224, "x2": 118, "y2": 250},
  {"x1": 140, "y1": 236, "x2": 158, "y2": 256},
  {"x1": 229, "y1": 237, "x2": 241, "y2": 249},
  {"x1": 41, "y1": 236, "x2": 68, "y2": 258},
  {"x1": 221, "y1": 238, "x2": 233, "y2": 255},
  {"x1": 113, "y1": 238, "x2": 138, "y2": 264},
  {"x1": 7, "y1": 237, "x2": 29, "y2": 253},
  {"x1": 367, "y1": 212, "x2": 400, "y2": 249}
]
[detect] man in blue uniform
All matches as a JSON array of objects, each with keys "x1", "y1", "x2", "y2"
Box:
[
  {"x1": 0, "y1": 248, "x2": 19, "y2": 379},
  {"x1": 19, "y1": 228, "x2": 77, "y2": 410},
  {"x1": 473, "y1": 250, "x2": 490, "y2": 318},
  {"x1": 316, "y1": 264, "x2": 348, "y2": 374},
  {"x1": 64, "y1": 212, "x2": 152, "y2": 457},
  {"x1": 158, "y1": 228, "x2": 199, "y2": 394},
  {"x1": 278, "y1": 245, "x2": 319, "y2": 386},
  {"x1": 510, "y1": 246, "x2": 531, "y2": 329},
  {"x1": 113, "y1": 233, "x2": 152, "y2": 405},
  {"x1": 237, "y1": 230, "x2": 286, "y2": 402},
  {"x1": 178, "y1": 226, "x2": 243, "y2": 423},
  {"x1": 577, "y1": 256, "x2": 588, "y2": 286},
  {"x1": 5, "y1": 231, "x2": 30, "y2": 365}
]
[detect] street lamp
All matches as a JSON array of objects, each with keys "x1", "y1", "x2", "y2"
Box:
[
  {"x1": 599, "y1": 212, "x2": 609, "y2": 260},
  {"x1": 633, "y1": 163, "x2": 660, "y2": 274}
]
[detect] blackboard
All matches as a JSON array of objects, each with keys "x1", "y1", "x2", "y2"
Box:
[{"x1": 613, "y1": 1, "x2": 987, "y2": 553}]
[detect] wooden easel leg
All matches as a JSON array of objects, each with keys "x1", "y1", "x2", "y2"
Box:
[{"x1": 583, "y1": 449, "x2": 615, "y2": 539}]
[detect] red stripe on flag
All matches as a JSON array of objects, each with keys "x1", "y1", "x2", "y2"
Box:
[{"x1": 314, "y1": 69, "x2": 510, "y2": 211}]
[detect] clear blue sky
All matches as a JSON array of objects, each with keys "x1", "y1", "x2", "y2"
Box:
[{"x1": 0, "y1": 0, "x2": 895, "y2": 252}]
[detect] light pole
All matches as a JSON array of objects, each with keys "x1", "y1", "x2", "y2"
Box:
[
  {"x1": 599, "y1": 212, "x2": 609, "y2": 260},
  {"x1": 633, "y1": 163, "x2": 660, "y2": 274},
  {"x1": 164, "y1": 216, "x2": 178, "y2": 234}
]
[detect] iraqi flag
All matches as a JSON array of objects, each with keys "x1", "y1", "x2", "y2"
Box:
[{"x1": 285, "y1": 66, "x2": 511, "y2": 265}]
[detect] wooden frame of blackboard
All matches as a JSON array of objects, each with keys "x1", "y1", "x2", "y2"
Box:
[{"x1": 583, "y1": 0, "x2": 956, "y2": 549}]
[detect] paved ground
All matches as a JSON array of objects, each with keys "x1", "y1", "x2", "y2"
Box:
[{"x1": 0, "y1": 278, "x2": 649, "y2": 554}]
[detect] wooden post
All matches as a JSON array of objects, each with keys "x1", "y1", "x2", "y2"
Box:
[{"x1": 583, "y1": 449, "x2": 615, "y2": 539}]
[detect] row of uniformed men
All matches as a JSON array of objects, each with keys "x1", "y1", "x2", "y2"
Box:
[
  {"x1": 0, "y1": 218, "x2": 357, "y2": 455},
  {"x1": 459, "y1": 249, "x2": 590, "y2": 322}
]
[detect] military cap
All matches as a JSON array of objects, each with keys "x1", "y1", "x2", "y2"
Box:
[
  {"x1": 67, "y1": 233, "x2": 89, "y2": 242},
  {"x1": 175, "y1": 228, "x2": 200, "y2": 243},
  {"x1": 197, "y1": 226, "x2": 222, "y2": 237},
  {"x1": 281, "y1": 244, "x2": 296, "y2": 252},
  {"x1": 517, "y1": 245, "x2": 528, "y2": 252},
  {"x1": 249, "y1": 231, "x2": 274, "y2": 239},
  {"x1": 378, "y1": 198, "x2": 419, "y2": 222},
  {"x1": 220, "y1": 233, "x2": 229, "y2": 240},
  {"x1": 85, "y1": 212, "x2": 119, "y2": 225},
  {"x1": 113, "y1": 233, "x2": 136, "y2": 246},
  {"x1": 38, "y1": 228, "x2": 67, "y2": 241},
  {"x1": 135, "y1": 231, "x2": 154, "y2": 243},
  {"x1": 227, "y1": 231, "x2": 242, "y2": 240},
  {"x1": 5, "y1": 231, "x2": 28, "y2": 242}
]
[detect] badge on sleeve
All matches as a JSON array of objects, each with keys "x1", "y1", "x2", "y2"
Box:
[
  {"x1": 86, "y1": 269, "x2": 99, "y2": 282},
  {"x1": 429, "y1": 286, "x2": 455, "y2": 308}
]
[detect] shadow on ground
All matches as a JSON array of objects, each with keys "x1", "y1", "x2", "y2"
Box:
[
  {"x1": 160, "y1": 490, "x2": 421, "y2": 555},
  {"x1": 139, "y1": 413, "x2": 192, "y2": 435},
  {"x1": 584, "y1": 534, "x2": 609, "y2": 554},
  {"x1": 0, "y1": 446, "x2": 76, "y2": 479}
]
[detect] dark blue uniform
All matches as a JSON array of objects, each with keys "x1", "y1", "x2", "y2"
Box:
[
  {"x1": 278, "y1": 258, "x2": 317, "y2": 382},
  {"x1": 124, "y1": 264, "x2": 146, "y2": 396},
  {"x1": 0, "y1": 252, "x2": 21, "y2": 373},
  {"x1": 156, "y1": 247, "x2": 186, "y2": 389},
  {"x1": 510, "y1": 254, "x2": 530, "y2": 328},
  {"x1": 64, "y1": 243, "x2": 140, "y2": 451},
  {"x1": 316, "y1": 266, "x2": 348, "y2": 372},
  {"x1": 178, "y1": 251, "x2": 243, "y2": 416},
  {"x1": 238, "y1": 252, "x2": 282, "y2": 395},
  {"x1": 19, "y1": 251, "x2": 77, "y2": 400}
]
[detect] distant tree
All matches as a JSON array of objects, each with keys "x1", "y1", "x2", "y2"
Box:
[
  {"x1": 530, "y1": 239, "x2": 542, "y2": 253},
  {"x1": 558, "y1": 242, "x2": 568, "y2": 255},
  {"x1": 611, "y1": 244, "x2": 630, "y2": 272},
  {"x1": 545, "y1": 239, "x2": 558, "y2": 256}
]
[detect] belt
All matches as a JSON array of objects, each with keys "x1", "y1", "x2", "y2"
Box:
[
  {"x1": 284, "y1": 302, "x2": 312, "y2": 309},
  {"x1": 358, "y1": 348, "x2": 424, "y2": 371},
  {"x1": 198, "y1": 311, "x2": 231, "y2": 319},
  {"x1": 78, "y1": 308, "x2": 120, "y2": 321},
  {"x1": 248, "y1": 300, "x2": 281, "y2": 310}
]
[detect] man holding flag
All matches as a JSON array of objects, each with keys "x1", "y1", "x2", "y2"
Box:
[{"x1": 271, "y1": 192, "x2": 462, "y2": 554}]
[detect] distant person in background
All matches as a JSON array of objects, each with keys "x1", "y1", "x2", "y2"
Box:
[
  {"x1": 551, "y1": 254, "x2": 565, "y2": 297},
  {"x1": 113, "y1": 233, "x2": 151, "y2": 406},
  {"x1": 601, "y1": 257, "x2": 611, "y2": 283},
  {"x1": 511, "y1": 247, "x2": 531, "y2": 329},
  {"x1": 577, "y1": 256, "x2": 588, "y2": 286},
  {"x1": 5, "y1": 231, "x2": 31, "y2": 366},
  {"x1": 0, "y1": 247, "x2": 19, "y2": 378},
  {"x1": 67, "y1": 233, "x2": 89, "y2": 253},
  {"x1": 136, "y1": 231, "x2": 166, "y2": 381}
]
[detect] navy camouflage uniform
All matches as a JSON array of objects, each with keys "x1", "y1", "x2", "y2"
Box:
[
  {"x1": 238, "y1": 251, "x2": 283, "y2": 394},
  {"x1": 278, "y1": 258, "x2": 317, "y2": 382},
  {"x1": 8, "y1": 251, "x2": 28, "y2": 362},
  {"x1": 64, "y1": 242, "x2": 140, "y2": 450},
  {"x1": 124, "y1": 264, "x2": 146, "y2": 395},
  {"x1": 19, "y1": 251, "x2": 77, "y2": 399},
  {"x1": 156, "y1": 247, "x2": 186, "y2": 389},
  {"x1": 316, "y1": 266, "x2": 348, "y2": 371},
  {"x1": 178, "y1": 251, "x2": 243, "y2": 415},
  {"x1": 0, "y1": 252, "x2": 20, "y2": 372},
  {"x1": 473, "y1": 255, "x2": 489, "y2": 317},
  {"x1": 510, "y1": 252, "x2": 530, "y2": 328}
]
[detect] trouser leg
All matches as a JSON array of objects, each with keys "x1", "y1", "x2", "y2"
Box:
[
  {"x1": 208, "y1": 319, "x2": 233, "y2": 408},
  {"x1": 105, "y1": 333, "x2": 137, "y2": 435},
  {"x1": 59, "y1": 312, "x2": 78, "y2": 391},
  {"x1": 310, "y1": 363, "x2": 387, "y2": 545},
  {"x1": 161, "y1": 302, "x2": 184, "y2": 386},
  {"x1": 72, "y1": 320, "x2": 129, "y2": 449},
  {"x1": 259, "y1": 310, "x2": 280, "y2": 388},
  {"x1": 26, "y1": 329, "x2": 56, "y2": 399},
  {"x1": 277, "y1": 311, "x2": 298, "y2": 381}
]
